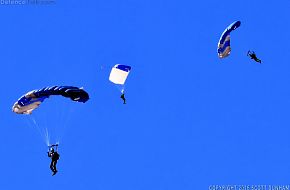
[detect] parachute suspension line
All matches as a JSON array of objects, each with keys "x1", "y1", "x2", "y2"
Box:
[
  {"x1": 121, "y1": 85, "x2": 125, "y2": 94},
  {"x1": 24, "y1": 116, "x2": 37, "y2": 136},
  {"x1": 39, "y1": 99, "x2": 63, "y2": 146},
  {"x1": 55, "y1": 100, "x2": 68, "y2": 143},
  {"x1": 42, "y1": 108, "x2": 50, "y2": 146},
  {"x1": 31, "y1": 115, "x2": 50, "y2": 146},
  {"x1": 61, "y1": 104, "x2": 75, "y2": 143},
  {"x1": 27, "y1": 115, "x2": 49, "y2": 146},
  {"x1": 56, "y1": 102, "x2": 76, "y2": 144},
  {"x1": 56, "y1": 106, "x2": 73, "y2": 144},
  {"x1": 53, "y1": 100, "x2": 66, "y2": 145},
  {"x1": 53, "y1": 104, "x2": 62, "y2": 145},
  {"x1": 44, "y1": 128, "x2": 50, "y2": 146},
  {"x1": 46, "y1": 101, "x2": 60, "y2": 146},
  {"x1": 24, "y1": 116, "x2": 34, "y2": 129},
  {"x1": 115, "y1": 84, "x2": 125, "y2": 94}
]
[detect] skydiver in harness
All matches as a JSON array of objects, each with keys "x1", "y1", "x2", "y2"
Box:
[
  {"x1": 120, "y1": 93, "x2": 126, "y2": 104},
  {"x1": 247, "y1": 50, "x2": 262, "y2": 63},
  {"x1": 47, "y1": 144, "x2": 60, "y2": 176}
]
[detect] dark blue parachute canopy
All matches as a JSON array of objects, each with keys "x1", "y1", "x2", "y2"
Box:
[
  {"x1": 12, "y1": 86, "x2": 89, "y2": 114},
  {"x1": 217, "y1": 21, "x2": 241, "y2": 58}
]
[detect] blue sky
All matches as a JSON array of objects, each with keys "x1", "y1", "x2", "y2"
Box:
[{"x1": 1, "y1": 0, "x2": 290, "y2": 189}]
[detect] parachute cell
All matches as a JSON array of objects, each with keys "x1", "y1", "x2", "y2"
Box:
[
  {"x1": 109, "y1": 64, "x2": 131, "y2": 85},
  {"x1": 217, "y1": 21, "x2": 241, "y2": 58},
  {"x1": 12, "y1": 86, "x2": 89, "y2": 114}
]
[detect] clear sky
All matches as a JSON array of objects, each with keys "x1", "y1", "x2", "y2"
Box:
[{"x1": 0, "y1": 0, "x2": 290, "y2": 189}]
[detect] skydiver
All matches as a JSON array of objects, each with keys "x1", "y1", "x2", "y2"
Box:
[
  {"x1": 120, "y1": 93, "x2": 126, "y2": 104},
  {"x1": 47, "y1": 145, "x2": 60, "y2": 176},
  {"x1": 247, "y1": 50, "x2": 262, "y2": 63}
]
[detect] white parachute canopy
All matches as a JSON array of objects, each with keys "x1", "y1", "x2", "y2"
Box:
[
  {"x1": 109, "y1": 64, "x2": 131, "y2": 93},
  {"x1": 109, "y1": 64, "x2": 131, "y2": 85}
]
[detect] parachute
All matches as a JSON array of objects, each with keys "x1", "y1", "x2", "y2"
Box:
[
  {"x1": 217, "y1": 21, "x2": 241, "y2": 58},
  {"x1": 13, "y1": 86, "x2": 89, "y2": 114},
  {"x1": 12, "y1": 86, "x2": 89, "y2": 146},
  {"x1": 109, "y1": 64, "x2": 131, "y2": 93}
]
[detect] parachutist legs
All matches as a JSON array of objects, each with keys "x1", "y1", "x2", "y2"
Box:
[
  {"x1": 52, "y1": 169, "x2": 58, "y2": 176},
  {"x1": 50, "y1": 160, "x2": 58, "y2": 175}
]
